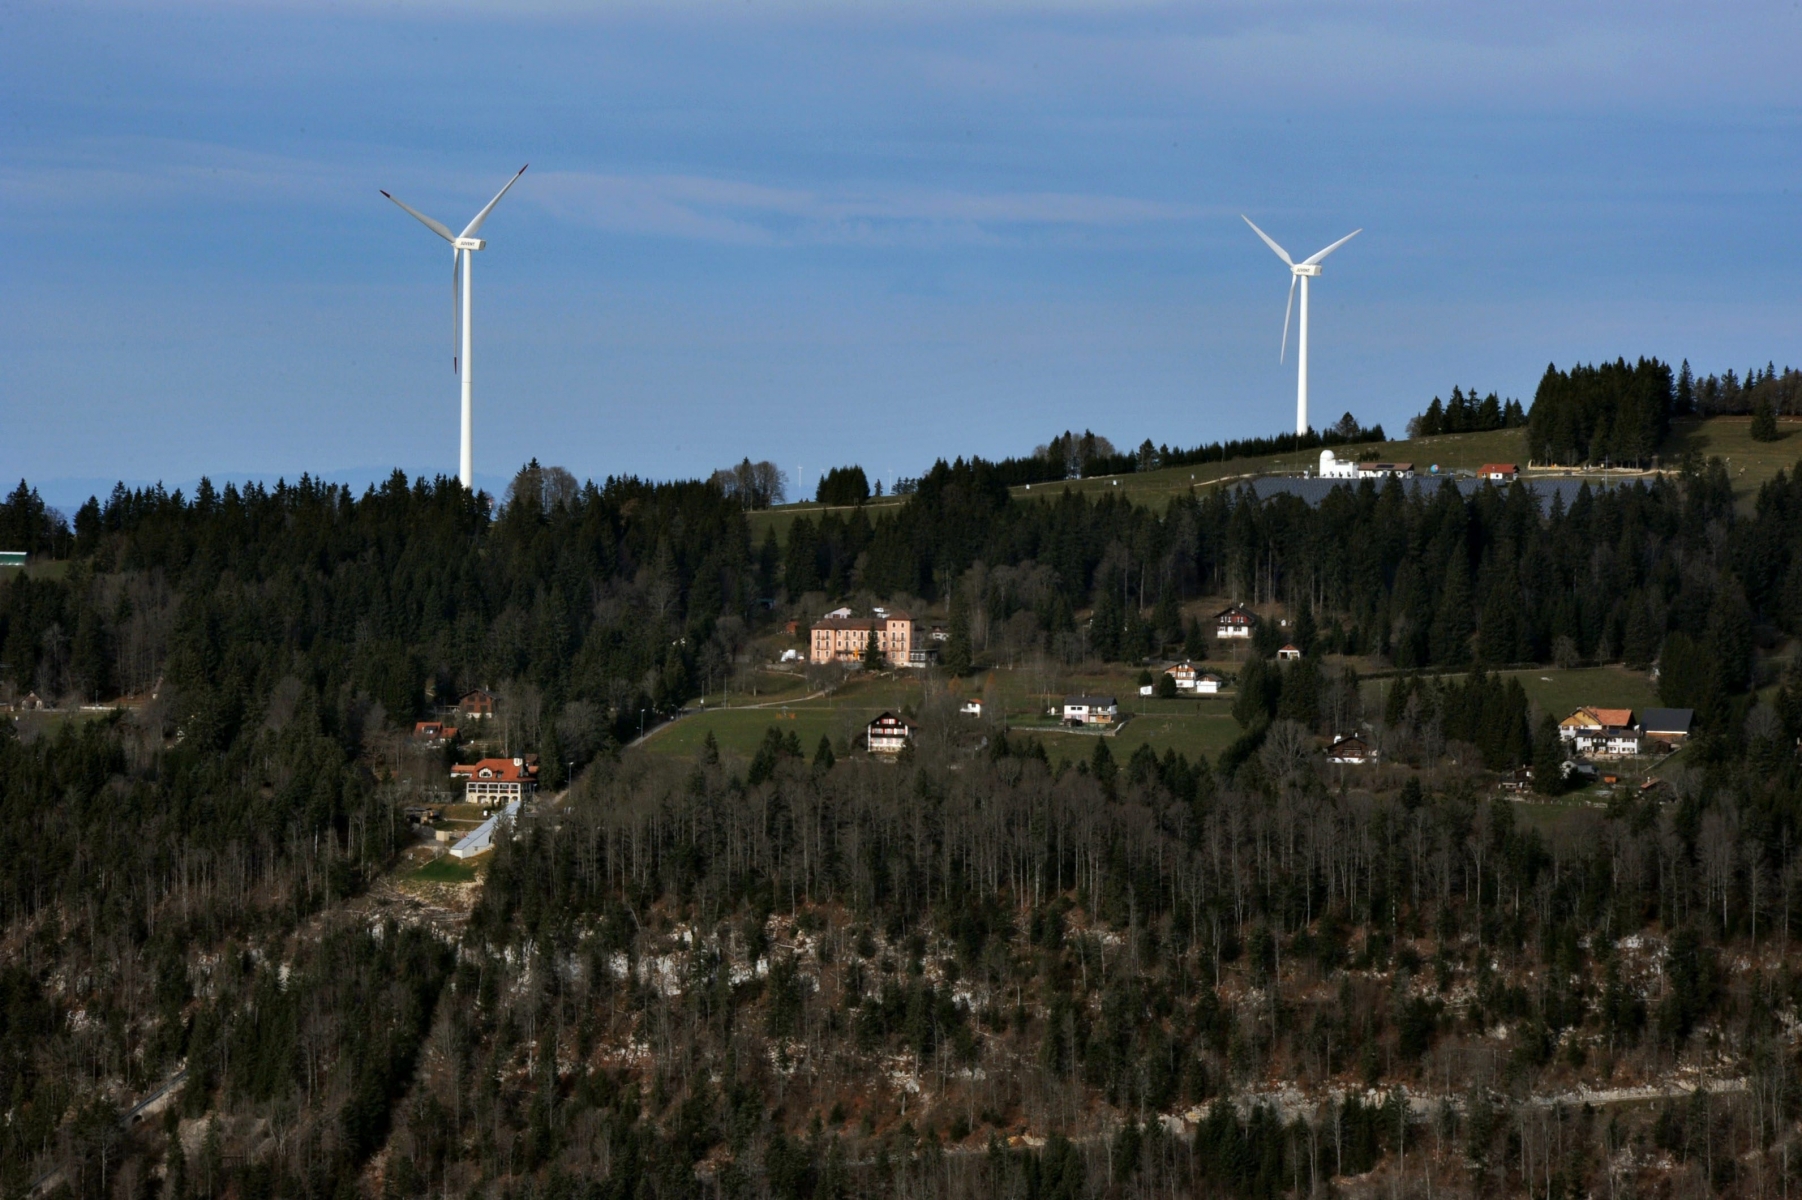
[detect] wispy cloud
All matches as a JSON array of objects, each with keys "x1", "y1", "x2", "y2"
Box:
[
  {"x1": 0, "y1": 142, "x2": 1205, "y2": 246},
  {"x1": 526, "y1": 170, "x2": 1203, "y2": 245},
  {"x1": 0, "y1": 140, "x2": 358, "y2": 208}
]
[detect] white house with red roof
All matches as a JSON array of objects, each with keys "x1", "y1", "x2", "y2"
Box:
[{"x1": 452, "y1": 756, "x2": 540, "y2": 803}]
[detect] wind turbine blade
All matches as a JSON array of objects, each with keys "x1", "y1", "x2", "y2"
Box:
[
  {"x1": 1242, "y1": 215, "x2": 1293, "y2": 266},
  {"x1": 1301, "y1": 228, "x2": 1362, "y2": 266},
  {"x1": 452, "y1": 249, "x2": 462, "y2": 374},
  {"x1": 381, "y1": 190, "x2": 455, "y2": 241},
  {"x1": 1280, "y1": 275, "x2": 1296, "y2": 363},
  {"x1": 459, "y1": 164, "x2": 529, "y2": 240}
]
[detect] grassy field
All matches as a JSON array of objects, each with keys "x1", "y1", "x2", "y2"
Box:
[
  {"x1": 409, "y1": 857, "x2": 481, "y2": 884},
  {"x1": 1501, "y1": 665, "x2": 1659, "y2": 717},
  {"x1": 644, "y1": 660, "x2": 1677, "y2": 770},
  {"x1": 1361, "y1": 664, "x2": 1658, "y2": 722},
  {"x1": 700, "y1": 668, "x2": 816, "y2": 707},
  {"x1": 645, "y1": 706, "x2": 860, "y2": 759},
  {"x1": 1033, "y1": 707, "x2": 1244, "y2": 766},
  {"x1": 643, "y1": 661, "x2": 1248, "y2": 766},
  {"x1": 746, "y1": 497, "x2": 907, "y2": 544},
  {"x1": 1665, "y1": 416, "x2": 1802, "y2": 501}
]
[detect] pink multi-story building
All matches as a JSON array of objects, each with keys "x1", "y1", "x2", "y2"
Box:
[{"x1": 810, "y1": 612, "x2": 933, "y2": 667}]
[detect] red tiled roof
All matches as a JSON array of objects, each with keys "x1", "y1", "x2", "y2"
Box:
[{"x1": 452, "y1": 758, "x2": 540, "y2": 783}]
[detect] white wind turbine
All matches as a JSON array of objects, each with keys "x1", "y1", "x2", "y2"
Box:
[
  {"x1": 382, "y1": 165, "x2": 528, "y2": 490},
  {"x1": 1242, "y1": 216, "x2": 1360, "y2": 436}
]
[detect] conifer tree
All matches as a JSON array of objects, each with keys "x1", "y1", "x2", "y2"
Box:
[
  {"x1": 942, "y1": 591, "x2": 972, "y2": 675},
  {"x1": 1430, "y1": 550, "x2": 1474, "y2": 666},
  {"x1": 1151, "y1": 587, "x2": 1182, "y2": 650},
  {"x1": 1184, "y1": 617, "x2": 1209, "y2": 661},
  {"x1": 1533, "y1": 715, "x2": 1566, "y2": 796},
  {"x1": 1751, "y1": 393, "x2": 1779, "y2": 442}
]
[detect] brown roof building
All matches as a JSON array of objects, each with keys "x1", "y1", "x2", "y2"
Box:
[{"x1": 457, "y1": 689, "x2": 498, "y2": 719}]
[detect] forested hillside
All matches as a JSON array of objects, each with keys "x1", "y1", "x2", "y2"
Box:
[{"x1": 8, "y1": 416, "x2": 1802, "y2": 1197}]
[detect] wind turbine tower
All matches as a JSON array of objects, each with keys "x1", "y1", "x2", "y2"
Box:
[
  {"x1": 1242, "y1": 216, "x2": 1360, "y2": 436},
  {"x1": 382, "y1": 165, "x2": 528, "y2": 490}
]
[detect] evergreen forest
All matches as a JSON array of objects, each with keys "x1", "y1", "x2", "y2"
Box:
[{"x1": 7, "y1": 368, "x2": 1802, "y2": 1198}]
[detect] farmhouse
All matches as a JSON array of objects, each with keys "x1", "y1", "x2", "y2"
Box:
[
  {"x1": 1325, "y1": 735, "x2": 1376, "y2": 764},
  {"x1": 452, "y1": 757, "x2": 539, "y2": 803},
  {"x1": 1062, "y1": 695, "x2": 1119, "y2": 725},
  {"x1": 959, "y1": 700, "x2": 983, "y2": 717},
  {"x1": 1478, "y1": 463, "x2": 1520, "y2": 482},
  {"x1": 1558, "y1": 708, "x2": 1641, "y2": 757},
  {"x1": 1215, "y1": 604, "x2": 1255, "y2": 640},
  {"x1": 1276, "y1": 644, "x2": 1302, "y2": 661},
  {"x1": 866, "y1": 711, "x2": 917, "y2": 753},
  {"x1": 1164, "y1": 660, "x2": 1226, "y2": 692},
  {"x1": 457, "y1": 689, "x2": 498, "y2": 720}
]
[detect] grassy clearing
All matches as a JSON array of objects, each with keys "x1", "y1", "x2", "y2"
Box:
[
  {"x1": 655, "y1": 659, "x2": 1666, "y2": 768},
  {"x1": 1361, "y1": 664, "x2": 1659, "y2": 722},
  {"x1": 1507, "y1": 797, "x2": 1609, "y2": 836},
  {"x1": 1665, "y1": 417, "x2": 1802, "y2": 502},
  {"x1": 409, "y1": 857, "x2": 481, "y2": 884},
  {"x1": 645, "y1": 705, "x2": 876, "y2": 760},
  {"x1": 12, "y1": 708, "x2": 119, "y2": 742},
  {"x1": 647, "y1": 662, "x2": 1242, "y2": 763},
  {"x1": 1036, "y1": 710, "x2": 1244, "y2": 766},
  {"x1": 746, "y1": 498, "x2": 907, "y2": 545},
  {"x1": 1501, "y1": 665, "x2": 1659, "y2": 718},
  {"x1": 701, "y1": 669, "x2": 815, "y2": 707}
]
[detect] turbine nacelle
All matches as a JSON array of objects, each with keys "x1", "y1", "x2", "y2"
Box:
[
  {"x1": 1291, "y1": 264, "x2": 1322, "y2": 278},
  {"x1": 454, "y1": 237, "x2": 486, "y2": 251}
]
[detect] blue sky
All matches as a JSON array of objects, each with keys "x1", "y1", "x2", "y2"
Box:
[{"x1": 3, "y1": 1, "x2": 1800, "y2": 507}]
